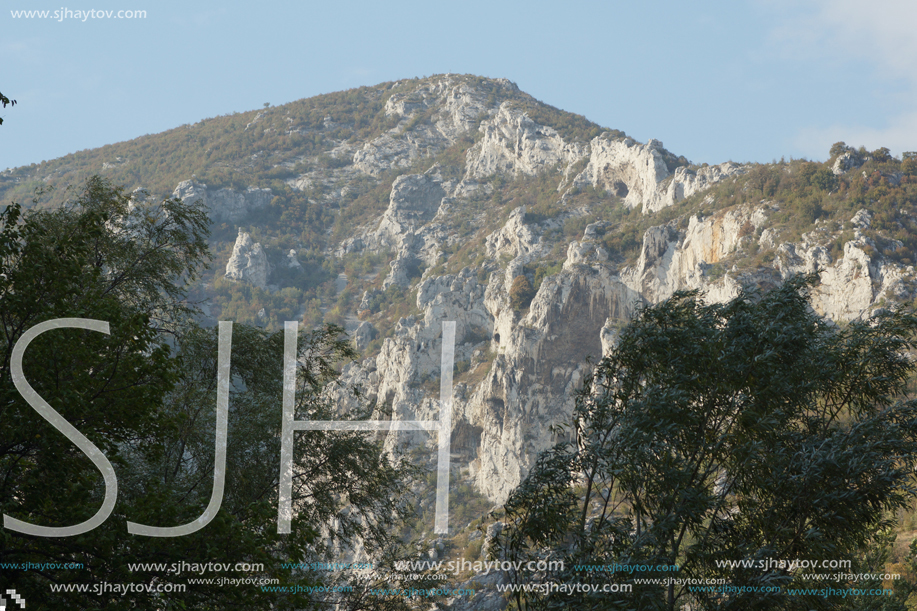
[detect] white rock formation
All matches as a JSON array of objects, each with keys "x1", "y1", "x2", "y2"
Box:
[
  {"x1": 375, "y1": 169, "x2": 447, "y2": 248},
  {"x1": 622, "y1": 204, "x2": 915, "y2": 320},
  {"x1": 332, "y1": 191, "x2": 917, "y2": 508},
  {"x1": 464, "y1": 112, "x2": 745, "y2": 214},
  {"x1": 173, "y1": 180, "x2": 272, "y2": 223},
  {"x1": 465, "y1": 104, "x2": 585, "y2": 179},
  {"x1": 832, "y1": 150, "x2": 863, "y2": 175},
  {"x1": 573, "y1": 136, "x2": 746, "y2": 213},
  {"x1": 353, "y1": 321, "x2": 377, "y2": 351},
  {"x1": 352, "y1": 76, "x2": 507, "y2": 177},
  {"x1": 164, "y1": 77, "x2": 917, "y2": 514},
  {"x1": 224, "y1": 229, "x2": 271, "y2": 289}
]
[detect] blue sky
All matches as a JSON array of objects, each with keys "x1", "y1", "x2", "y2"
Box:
[{"x1": 3, "y1": 0, "x2": 917, "y2": 171}]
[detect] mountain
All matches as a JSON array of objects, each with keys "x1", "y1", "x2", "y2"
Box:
[{"x1": 4, "y1": 73, "x2": 917, "y2": 562}]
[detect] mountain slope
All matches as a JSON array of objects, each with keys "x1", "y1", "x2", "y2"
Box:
[{"x1": 4, "y1": 73, "x2": 916, "y2": 531}]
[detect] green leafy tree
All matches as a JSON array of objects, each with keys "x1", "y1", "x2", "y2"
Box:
[
  {"x1": 1, "y1": 178, "x2": 424, "y2": 609},
  {"x1": 830, "y1": 141, "x2": 850, "y2": 158},
  {"x1": 493, "y1": 276, "x2": 917, "y2": 611},
  {"x1": 121, "y1": 322, "x2": 426, "y2": 610},
  {"x1": 873, "y1": 147, "x2": 893, "y2": 163},
  {"x1": 0, "y1": 177, "x2": 209, "y2": 606}
]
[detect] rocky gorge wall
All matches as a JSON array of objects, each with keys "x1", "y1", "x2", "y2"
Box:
[{"x1": 168, "y1": 75, "x2": 917, "y2": 509}]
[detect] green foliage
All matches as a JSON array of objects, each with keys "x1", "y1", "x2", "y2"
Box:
[
  {"x1": 145, "y1": 323, "x2": 422, "y2": 610},
  {"x1": 534, "y1": 261, "x2": 563, "y2": 290},
  {"x1": 0, "y1": 178, "x2": 422, "y2": 610},
  {"x1": 830, "y1": 141, "x2": 850, "y2": 158},
  {"x1": 0, "y1": 178, "x2": 207, "y2": 607},
  {"x1": 493, "y1": 276, "x2": 917, "y2": 611},
  {"x1": 679, "y1": 146, "x2": 917, "y2": 258}
]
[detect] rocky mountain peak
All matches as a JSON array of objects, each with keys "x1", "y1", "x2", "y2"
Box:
[{"x1": 4, "y1": 75, "x2": 915, "y2": 526}]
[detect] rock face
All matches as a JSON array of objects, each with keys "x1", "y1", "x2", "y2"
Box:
[
  {"x1": 832, "y1": 150, "x2": 865, "y2": 175},
  {"x1": 110, "y1": 75, "x2": 917, "y2": 516},
  {"x1": 620, "y1": 204, "x2": 916, "y2": 320},
  {"x1": 333, "y1": 194, "x2": 917, "y2": 507},
  {"x1": 173, "y1": 180, "x2": 272, "y2": 223},
  {"x1": 14, "y1": 76, "x2": 917, "y2": 600},
  {"x1": 572, "y1": 137, "x2": 746, "y2": 213},
  {"x1": 353, "y1": 321, "x2": 377, "y2": 351},
  {"x1": 376, "y1": 170, "x2": 447, "y2": 248},
  {"x1": 465, "y1": 104, "x2": 585, "y2": 179},
  {"x1": 224, "y1": 229, "x2": 271, "y2": 289},
  {"x1": 352, "y1": 77, "x2": 506, "y2": 177},
  {"x1": 281, "y1": 77, "x2": 916, "y2": 511}
]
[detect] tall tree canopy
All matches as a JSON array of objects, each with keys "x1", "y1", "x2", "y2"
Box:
[
  {"x1": 0, "y1": 178, "x2": 423, "y2": 609},
  {"x1": 493, "y1": 276, "x2": 917, "y2": 611}
]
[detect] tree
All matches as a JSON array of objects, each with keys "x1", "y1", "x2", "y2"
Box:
[
  {"x1": 1, "y1": 178, "x2": 424, "y2": 609},
  {"x1": 1, "y1": 177, "x2": 209, "y2": 606},
  {"x1": 493, "y1": 276, "x2": 917, "y2": 611},
  {"x1": 829, "y1": 141, "x2": 850, "y2": 158},
  {"x1": 0, "y1": 90, "x2": 15, "y2": 125},
  {"x1": 510, "y1": 274, "x2": 536, "y2": 310},
  {"x1": 872, "y1": 147, "x2": 893, "y2": 163}
]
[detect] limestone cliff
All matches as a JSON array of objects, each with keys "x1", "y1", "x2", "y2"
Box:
[
  {"x1": 173, "y1": 180, "x2": 273, "y2": 224},
  {"x1": 18, "y1": 73, "x2": 914, "y2": 530},
  {"x1": 224, "y1": 229, "x2": 271, "y2": 289},
  {"x1": 175, "y1": 76, "x2": 917, "y2": 513}
]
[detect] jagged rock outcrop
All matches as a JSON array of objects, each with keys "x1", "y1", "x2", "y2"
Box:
[
  {"x1": 173, "y1": 180, "x2": 272, "y2": 223},
  {"x1": 353, "y1": 321, "x2": 377, "y2": 351},
  {"x1": 485, "y1": 206, "x2": 545, "y2": 260},
  {"x1": 573, "y1": 136, "x2": 746, "y2": 213},
  {"x1": 352, "y1": 77, "x2": 507, "y2": 177},
  {"x1": 622, "y1": 204, "x2": 916, "y2": 320},
  {"x1": 832, "y1": 150, "x2": 864, "y2": 175},
  {"x1": 334, "y1": 190, "x2": 917, "y2": 508},
  {"x1": 224, "y1": 229, "x2": 271, "y2": 289},
  {"x1": 382, "y1": 246, "x2": 421, "y2": 290},
  {"x1": 661, "y1": 162, "x2": 746, "y2": 208},
  {"x1": 465, "y1": 104, "x2": 585, "y2": 179},
  {"x1": 13, "y1": 76, "x2": 917, "y2": 610},
  {"x1": 466, "y1": 122, "x2": 746, "y2": 214},
  {"x1": 375, "y1": 169, "x2": 447, "y2": 248},
  {"x1": 177, "y1": 77, "x2": 917, "y2": 514},
  {"x1": 573, "y1": 137, "x2": 671, "y2": 208},
  {"x1": 622, "y1": 205, "x2": 771, "y2": 303}
]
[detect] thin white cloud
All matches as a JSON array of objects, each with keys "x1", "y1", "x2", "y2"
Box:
[
  {"x1": 807, "y1": 0, "x2": 917, "y2": 78},
  {"x1": 794, "y1": 111, "x2": 917, "y2": 160},
  {"x1": 764, "y1": 0, "x2": 917, "y2": 157},
  {"x1": 766, "y1": 0, "x2": 917, "y2": 76}
]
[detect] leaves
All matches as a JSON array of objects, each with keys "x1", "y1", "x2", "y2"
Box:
[
  {"x1": 0, "y1": 177, "x2": 421, "y2": 610},
  {"x1": 0, "y1": 90, "x2": 15, "y2": 125},
  {"x1": 494, "y1": 275, "x2": 917, "y2": 610}
]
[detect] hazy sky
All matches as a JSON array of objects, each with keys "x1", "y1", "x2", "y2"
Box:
[{"x1": 3, "y1": 0, "x2": 917, "y2": 170}]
